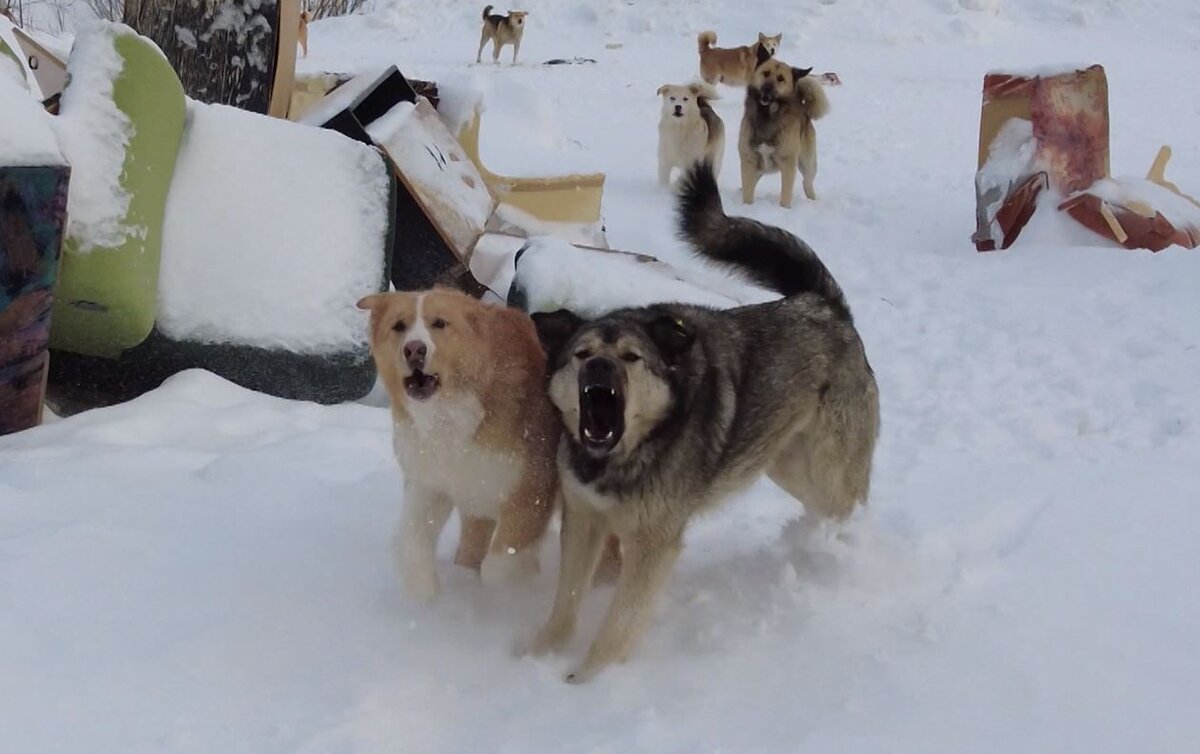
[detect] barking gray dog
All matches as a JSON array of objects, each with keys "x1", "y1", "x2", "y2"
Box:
[{"x1": 522, "y1": 162, "x2": 880, "y2": 682}]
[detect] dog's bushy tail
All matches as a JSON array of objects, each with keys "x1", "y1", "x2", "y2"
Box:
[
  {"x1": 698, "y1": 30, "x2": 717, "y2": 52},
  {"x1": 677, "y1": 162, "x2": 851, "y2": 320},
  {"x1": 482, "y1": 4, "x2": 493, "y2": 20},
  {"x1": 797, "y1": 76, "x2": 830, "y2": 121}
]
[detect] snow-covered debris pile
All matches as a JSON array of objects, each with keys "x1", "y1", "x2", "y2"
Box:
[
  {"x1": 157, "y1": 101, "x2": 392, "y2": 353},
  {"x1": 511, "y1": 236, "x2": 777, "y2": 316}
]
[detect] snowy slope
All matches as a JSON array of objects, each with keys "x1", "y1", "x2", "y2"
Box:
[{"x1": 4, "y1": 1, "x2": 1200, "y2": 752}]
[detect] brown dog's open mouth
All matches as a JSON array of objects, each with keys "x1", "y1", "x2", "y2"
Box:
[
  {"x1": 404, "y1": 370, "x2": 440, "y2": 400},
  {"x1": 579, "y1": 383, "x2": 624, "y2": 456}
]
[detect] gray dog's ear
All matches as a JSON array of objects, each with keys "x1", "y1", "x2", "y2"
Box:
[
  {"x1": 645, "y1": 315, "x2": 694, "y2": 367},
  {"x1": 792, "y1": 66, "x2": 813, "y2": 83},
  {"x1": 532, "y1": 309, "x2": 583, "y2": 362}
]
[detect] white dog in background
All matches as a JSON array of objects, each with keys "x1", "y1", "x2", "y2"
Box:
[{"x1": 657, "y1": 82, "x2": 725, "y2": 187}]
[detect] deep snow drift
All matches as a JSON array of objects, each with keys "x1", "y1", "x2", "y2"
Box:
[{"x1": 3, "y1": 1, "x2": 1199, "y2": 752}]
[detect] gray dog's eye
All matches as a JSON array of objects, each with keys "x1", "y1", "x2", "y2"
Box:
[
  {"x1": 574, "y1": 349, "x2": 592, "y2": 360},
  {"x1": 621, "y1": 353, "x2": 641, "y2": 363}
]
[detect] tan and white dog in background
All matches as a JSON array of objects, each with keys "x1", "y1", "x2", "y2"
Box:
[
  {"x1": 657, "y1": 82, "x2": 725, "y2": 186},
  {"x1": 697, "y1": 31, "x2": 782, "y2": 87},
  {"x1": 477, "y1": 5, "x2": 529, "y2": 64},
  {"x1": 359, "y1": 288, "x2": 559, "y2": 599}
]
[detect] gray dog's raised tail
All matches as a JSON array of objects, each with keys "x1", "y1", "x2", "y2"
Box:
[{"x1": 677, "y1": 162, "x2": 851, "y2": 320}]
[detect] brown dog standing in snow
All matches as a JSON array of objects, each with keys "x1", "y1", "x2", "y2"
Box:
[
  {"x1": 697, "y1": 31, "x2": 781, "y2": 87},
  {"x1": 359, "y1": 288, "x2": 559, "y2": 599}
]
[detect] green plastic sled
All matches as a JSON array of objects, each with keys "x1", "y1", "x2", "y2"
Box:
[{"x1": 50, "y1": 28, "x2": 185, "y2": 358}]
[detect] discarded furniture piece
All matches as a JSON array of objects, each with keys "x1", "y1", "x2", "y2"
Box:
[
  {"x1": 0, "y1": 40, "x2": 69, "y2": 435},
  {"x1": 305, "y1": 66, "x2": 608, "y2": 294},
  {"x1": 973, "y1": 64, "x2": 1200, "y2": 253},
  {"x1": 306, "y1": 67, "x2": 466, "y2": 291},
  {"x1": 454, "y1": 102, "x2": 606, "y2": 225},
  {"x1": 302, "y1": 64, "x2": 605, "y2": 227},
  {"x1": 973, "y1": 65, "x2": 1109, "y2": 251},
  {"x1": 44, "y1": 24, "x2": 394, "y2": 406},
  {"x1": 289, "y1": 72, "x2": 354, "y2": 123},
  {"x1": 1059, "y1": 146, "x2": 1200, "y2": 252},
  {"x1": 289, "y1": 70, "x2": 438, "y2": 123},
  {"x1": 123, "y1": 0, "x2": 300, "y2": 118}
]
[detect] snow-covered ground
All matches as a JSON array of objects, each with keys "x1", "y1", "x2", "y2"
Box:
[{"x1": 4, "y1": 1, "x2": 1200, "y2": 751}]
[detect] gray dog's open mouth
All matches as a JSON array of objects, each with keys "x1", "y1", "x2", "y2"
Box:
[{"x1": 579, "y1": 382, "x2": 624, "y2": 455}]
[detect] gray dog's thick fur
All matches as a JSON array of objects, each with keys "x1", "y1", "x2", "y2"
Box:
[{"x1": 524, "y1": 163, "x2": 880, "y2": 682}]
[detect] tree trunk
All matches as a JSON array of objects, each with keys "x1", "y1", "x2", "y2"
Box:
[{"x1": 123, "y1": 0, "x2": 298, "y2": 117}]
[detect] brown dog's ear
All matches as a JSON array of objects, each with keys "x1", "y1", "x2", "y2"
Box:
[
  {"x1": 792, "y1": 67, "x2": 813, "y2": 83},
  {"x1": 357, "y1": 293, "x2": 387, "y2": 311},
  {"x1": 656, "y1": 85, "x2": 667, "y2": 96}
]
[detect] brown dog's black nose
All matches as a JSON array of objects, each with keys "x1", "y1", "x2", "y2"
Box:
[
  {"x1": 404, "y1": 340, "x2": 427, "y2": 368},
  {"x1": 674, "y1": 105, "x2": 682, "y2": 115}
]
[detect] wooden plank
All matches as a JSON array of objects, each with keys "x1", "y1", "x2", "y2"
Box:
[{"x1": 271, "y1": 0, "x2": 300, "y2": 118}]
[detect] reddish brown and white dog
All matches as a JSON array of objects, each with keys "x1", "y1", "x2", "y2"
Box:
[
  {"x1": 358, "y1": 288, "x2": 559, "y2": 599},
  {"x1": 697, "y1": 31, "x2": 781, "y2": 87}
]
